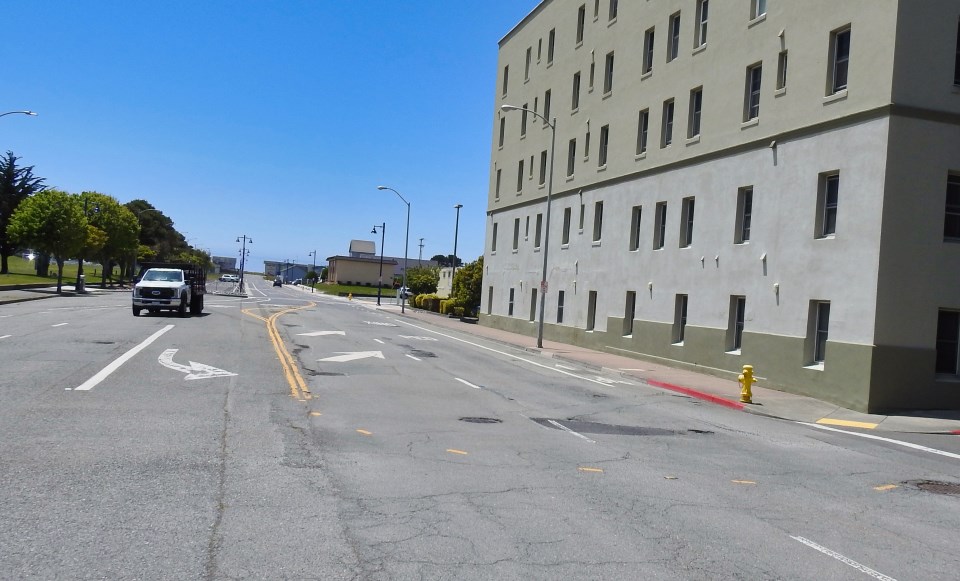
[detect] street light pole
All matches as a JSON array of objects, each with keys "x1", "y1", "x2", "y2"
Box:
[
  {"x1": 377, "y1": 186, "x2": 410, "y2": 314},
  {"x1": 76, "y1": 197, "x2": 100, "y2": 292},
  {"x1": 236, "y1": 235, "x2": 252, "y2": 291},
  {"x1": 0, "y1": 110, "x2": 37, "y2": 119},
  {"x1": 501, "y1": 104, "x2": 556, "y2": 349},
  {"x1": 452, "y1": 204, "x2": 463, "y2": 296},
  {"x1": 308, "y1": 250, "x2": 316, "y2": 293},
  {"x1": 372, "y1": 223, "x2": 385, "y2": 306}
]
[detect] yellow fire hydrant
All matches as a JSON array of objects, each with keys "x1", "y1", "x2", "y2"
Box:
[{"x1": 739, "y1": 364, "x2": 755, "y2": 404}]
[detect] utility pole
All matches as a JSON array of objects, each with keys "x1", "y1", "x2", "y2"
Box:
[{"x1": 418, "y1": 238, "x2": 425, "y2": 262}]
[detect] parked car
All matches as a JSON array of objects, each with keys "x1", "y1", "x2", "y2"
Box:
[
  {"x1": 292, "y1": 278, "x2": 302, "y2": 285},
  {"x1": 273, "y1": 278, "x2": 283, "y2": 287},
  {"x1": 219, "y1": 274, "x2": 240, "y2": 283},
  {"x1": 397, "y1": 287, "x2": 413, "y2": 299}
]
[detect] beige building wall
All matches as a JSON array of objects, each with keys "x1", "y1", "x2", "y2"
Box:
[
  {"x1": 328, "y1": 259, "x2": 395, "y2": 287},
  {"x1": 482, "y1": 0, "x2": 960, "y2": 411}
]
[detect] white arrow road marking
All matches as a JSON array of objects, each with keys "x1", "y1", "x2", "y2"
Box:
[
  {"x1": 398, "y1": 335, "x2": 438, "y2": 341},
  {"x1": 318, "y1": 351, "x2": 385, "y2": 363},
  {"x1": 592, "y1": 376, "x2": 635, "y2": 386},
  {"x1": 158, "y1": 349, "x2": 238, "y2": 380},
  {"x1": 75, "y1": 325, "x2": 175, "y2": 391},
  {"x1": 297, "y1": 331, "x2": 346, "y2": 337}
]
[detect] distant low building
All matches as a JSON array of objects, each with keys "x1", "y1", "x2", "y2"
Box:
[
  {"x1": 326, "y1": 255, "x2": 397, "y2": 287},
  {"x1": 436, "y1": 267, "x2": 454, "y2": 298}
]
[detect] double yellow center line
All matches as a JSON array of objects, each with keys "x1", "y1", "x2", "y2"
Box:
[{"x1": 243, "y1": 302, "x2": 315, "y2": 401}]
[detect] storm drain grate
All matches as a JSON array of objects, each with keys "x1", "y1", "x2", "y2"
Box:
[
  {"x1": 459, "y1": 417, "x2": 503, "y2": 424},
  {"x1": 906, "y1": 480, "x2": 960, "y2": 496}
]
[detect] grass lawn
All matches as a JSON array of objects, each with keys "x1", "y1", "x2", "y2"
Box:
[
  {"x1": 284, "y1": 280, "x2": 400, "y2": 298},
  {"x1": 0, "y1": 255, "x2": 123, "y2": 287}
]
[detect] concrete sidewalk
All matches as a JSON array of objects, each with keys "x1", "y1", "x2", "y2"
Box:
[{"x1": 6, "y1": 283, "x2": 960, "y2": 434}]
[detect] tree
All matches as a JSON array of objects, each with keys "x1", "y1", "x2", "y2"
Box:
[
  {"x1": 80, "y1": 192, "x2": 139, "y2": 287},
  {"x1": 6, "y1": 189, "x2": 86, "y2": 293},
  {"x1": 0, "y1": 151, "x2": 46, "y2": 273},
  {"x1": 405, "y1": 265, "x2": 439, "y2": 295},
  {"x1": 429, "y1": 254, "x2": 463, "y2": 268},
  {"x1": 124, "y1": 199, "x2": 183, "y2": 262},
  {"x1": 451, "y1": 255, "x2": 483, "y2": 315}
]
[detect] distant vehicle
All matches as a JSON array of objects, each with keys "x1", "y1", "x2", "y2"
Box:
[
  {"x1": 219, "y1": 274, "x2": 240, "y2": 283},
  {"x1": 292, "y1": 278, "x2": 302, "y2": 285},
  {"x1": 132, "y1": 262, "x2": 206, "y2": 317},
  {"x1": 273, "y1": 279, "x2": 283, "y2": 287},
  {"x1": 398, "y1": 287, "x2": 413, "y2": 299}
]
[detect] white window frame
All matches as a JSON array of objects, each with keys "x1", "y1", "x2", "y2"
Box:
[
  {"x1": 668, "y1": 12, "x2": 681, "y2": 62},
  {"x1": 829, "y1": 27, "x2": 851, "y2": 95},
  {"x1": 745, "y1": 63, "x2": 762, "y2": 121},
  {"x1": 695, "y1": 0, "x2": 708, "y2": 48},
  {"x1": 688, "y1": 87, "x2": 702, "y2": 138}
]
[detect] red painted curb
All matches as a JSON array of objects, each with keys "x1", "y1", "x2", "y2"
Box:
[
  {"x1": 645, "y1": 379, "x2": 746, "y2": 411},
  {"x1": 951, "y1": 430, "x2": 960, "y2": 435}
]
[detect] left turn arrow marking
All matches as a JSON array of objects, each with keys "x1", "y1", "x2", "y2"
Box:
[{"x1": 159, "y1": 349, "x2": 238, "y2": 380}]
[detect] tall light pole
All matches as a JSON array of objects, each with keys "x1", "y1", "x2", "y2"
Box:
[
  {"x1": 452, "y1": 204, "x2": 463, "y2": 295},
  {"x1": 236, "y1": 235, "x2": 252, "y2": 291},
  {"x1": 308, "y1": 250, "x2": 317, "y2": 293},
  {"x1": 371, "y1": 223, "x2": 386, "y2": 306},
  {"x1": 377, "y1": 186, "x2": 410, "y2": 314},
  {"x1": 501, "y1": 104, "x2": 556, "y2": 348},
  {"x1": 418, "y1": 238, "x2": 424, "y2": 262},
  {"x1": 0, "y1": 110, "x2": 37, "y2": 119},
  {"x1": 76, "y1": 197, "x2": 100, "y2": 292}
]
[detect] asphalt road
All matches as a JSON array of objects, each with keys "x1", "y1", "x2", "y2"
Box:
[{"x1": 1, "y1": 281, "x2": 958, "y2": 580}]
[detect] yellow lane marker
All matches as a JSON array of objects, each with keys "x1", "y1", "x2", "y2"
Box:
[
  {"x1": 356, "y1": 429, "x2": 372, "y2": 436},
  {"x1": 243, "y1": 302, "x2": 316, "y2": 401},
  {"x1": 578, "y1": 467, "x2": 604, "y2": 473},
  {"x1": 732, "y1": 480, "x2": 757, "y2": 485},
  {"x1": 874, "y1": 484, "x2": 898, "y2": 492},
  {"x1": 309, "y1": 411, "x2": 322, "y2": 417},
  {"x1": 446, "y1": 449, "x2": 468, "y2": 455},
  {"x1": 816, "y1": 418, "x2": 878, "y2": 430}
]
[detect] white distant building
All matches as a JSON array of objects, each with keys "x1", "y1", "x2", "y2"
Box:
[{"x1": 481, "y1": 0, "x2": 960, "y2": 412}]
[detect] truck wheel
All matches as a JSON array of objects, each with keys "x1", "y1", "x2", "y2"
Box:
[
  {"x1": 178, "y1": 295, "x2": 188, "y2": 318},
  {"x1": 190, "y1": 294, "x2": 203, "y2": 315},
  {"x1": 132, "y1": 306, "x2": 141, "y2": 317}
]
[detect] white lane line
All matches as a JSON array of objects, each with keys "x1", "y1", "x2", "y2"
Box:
[
  {"x1": 791, "y1": 536, "x2": 896, "y2": 580},
  {"x1": 800, "y1": 422, "x2": 960, "y2": 460},
  {"x1": 554, "y1": 363, "x2": 577, "y2": 370},
  {"x1": 52, "y1": 323, "x2": 69, "y2": 327},
  {"x1": 547, "y1": 419, "x2": 595, "y2": 444},
  {"x1": 455, "y1": 378, "x2": 481, "y2": 389},
  {"x1": 0, "y1": 334, "x2": 11, "y2": 340},
  {"x1": 74, "y1": 325, "x2": 175, "y2": 391},
  {"x1": 405, "y1": 354, "x2": 421, "y2": 361},
  {"x1": 373, "y1": 338, "x2": 384, "y2": 344},
  {"x1": 392, "y1": 319, "x2": 622, "y2": 388}
]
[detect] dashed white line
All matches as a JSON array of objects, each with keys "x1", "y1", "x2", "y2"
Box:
[
  {"x1": 547, "y1": 420, "x2": 595, "y2": 444},
  {"x1": 801, "y1": 422, "x2": 960, "y2": 460},
  {"x1": 554, "y1": 363, "x2": 577, "y2": 370},
  {"x1": 405, "y1": 354, "x2": 421, "y2": 361},
  {"x1": 52, "y1": 323, "x2": 69, "y2": 327},
  {"x1": 0, "y1": 334, "x2": 11, "y2": 340},
  {"x1": 74, "y1": 325, "x2": 175, "y2": 391},
  {"x1": 373, "y1": 338, "x2": 384, "y2": 344},
  {"x1": 455, "y1": 378, "x2": 481, "y2": 389},
  {"x1": 791, "y1": 536, "x2": 896, "y2": 580}
]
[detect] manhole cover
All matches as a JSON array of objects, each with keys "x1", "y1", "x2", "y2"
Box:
[
  {"x1": 459, "y1": 417, "x2": 502, "y2": 424},
  {"x1": 906, "y1": 480, "x2": 960, "y2": 496}
]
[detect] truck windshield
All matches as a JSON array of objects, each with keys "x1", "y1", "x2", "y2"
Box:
[{"x1": 142, "y1": 271, "x2": 183, "y2": 282}]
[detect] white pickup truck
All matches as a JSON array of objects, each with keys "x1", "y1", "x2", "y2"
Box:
[{"x1": 132, "y1": 265, "x2": 205, "y2": 317}]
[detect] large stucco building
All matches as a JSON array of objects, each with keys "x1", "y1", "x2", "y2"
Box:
[{"x1": 481, "y1": 0, "x2": 960, "y2": 412}]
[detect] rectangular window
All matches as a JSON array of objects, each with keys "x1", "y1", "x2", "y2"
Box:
[
  {"x1": 548, "y1": 28, "x2": 556, "y2": 64},
  {"x1": 668, "y1": 12, "x2": 681, "y2": 62},
  {"x1": 945, "y1": 174, "x2": 960, "y2": 240},
  {"x1": 495, "y1": 169, "x2": 502, "y2": 199},
  {"x1": 936, "y1": 310, "x2": 960, "y2": 375},
  {"x1": 587, "y1": 291, "x2": 598, "y2": 331},
  {"x1": 608, "y1": 0, "x2": 618, "y2": 21},
  {"x1": 688, "y1": 88, "x2": 702, "y2": 138},
  {"x1": 502, "y1": 65, "x2": 509, "y2": 96},
  {"x1": 525, "y1": 47, "x2": 532, "y2": 81},
  {"x1": 584, "y1": 130, "x2": 591, "y2": 159},
  {"x1": 579, "y1": 203, "x2": 586, "y2": 231},
  {"x1": 594, "y1": 0, "x2": 599, "y2": 19},
  {"x1": 567, "y1": 139, "x2": 577, "y2": 177},
  {"x1": 811, "y1": 301, "x2": 830, "y2": 364},
  {"x1": 829, "y1": 27, "x2": 851, "y2": 94},
  {"x1": 562, "y1": 207, "x2": 572, "y2": 244},
  {"x1": 529, "y1": 155, "x2": 534, "y2": 178},
  {"x1": 728, "y1": 296, "x2": 746, "y2": 351},
  {"x1": 525, "y1": 215, "x2": 530, "y2": 239},
  {"x1": 512, "y1": 218, "x2": 520, "y2": 250},
  {"x1": 745, "y1": 64, "x2": 762, "y2": 121},
  {"x1": 598, "y1": 125, "x2": 610, "y2": 167},
  {"x1": 817, "y1": 173, "x2": 839, "y2": 237},
  {"x1": 661, "y1": 99, "x2": 674, "y2": 147},
  {"x1": 557, "y1": 290, "x2": 565, "y2": 323},
  {"x1": 680, "y1": 197, "x2": 695, "y2": 247},
  {"x1": 955, "y1": 19, "x2": 960, "y2": 86},
  {"x1": 735, "y1": 187, "x2": 753, "y2": 244},
  {"x1": 629, "y1": 205, "x2": 642, "y2": 251},
  {"x1": 673, "y1": 294, "x2": 688, "y2": 343},
  {"x1": 508, "y1": 288, "x2": 515, "y2": 316},
  {"x1": 654, "y1": 202, "x2": 667, "y2": 249},
  {"x1": 572, "y1": 72, "x2": 581, "y2": 110},
  {"x1": 577, "y1": 4, "x2": 586, "y2": 44},
  {"x1": 498, "y1": 117, "x2": 505, "y2": 147},
  {"x1": 751, "y1": 0, "x2": 766, "y2": 19},
  {"x1": 492, "y1": 223, "x2": 498, "y2": 251},
  {"x1": 535, "y1": 213, "x2": 543, "y2": 248},
  {"x1": 529, "y1": 288, "x2": 538, "y2": 322},
  {"x1": 623, "y1": 291, "x2": 636, "y2": 336},
  {"x1": 592, "y1": 201, "x2": 603, "y2": 242},
  {"x1": 487, "y1": 286, "x2": 493, "y2": 315},
  {"x1": 543, "y1": 89, "x2": 552, "y2": 121},
  {"x1": 517, "y1": 159, "x2": 524, "y2": 192},
  {"x1": 777, "y1": 50, "x2": 788, "y2": 90},
  {"x1": 603, "y1": 51, "x2": 615, "y2": 93},
  {"x1": 636, "y1": 109, "x2": 649, "y2": 154},
  {"x1": 538, "y1": 38, "x2": 542, "y2": 61},
  {"x1": 695, "y1": 0, "x2": 708, "y2": 47},
  {"x1": 521, "y1": 104, "x2": 528, "y2": 137},
  {"x1": 589, "y1": 62, "x2": 595, "y2": 90},
  {"x1": 643, "y1": 28, "x2": 655, "y2": 74},
  {"x1": 539, "y1": 150, "x2": 548, "y2": 185}
]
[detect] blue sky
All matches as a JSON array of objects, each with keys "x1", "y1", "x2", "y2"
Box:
[{"x1": 3, "y1": 1, "x2": 537, "y2": 272}]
